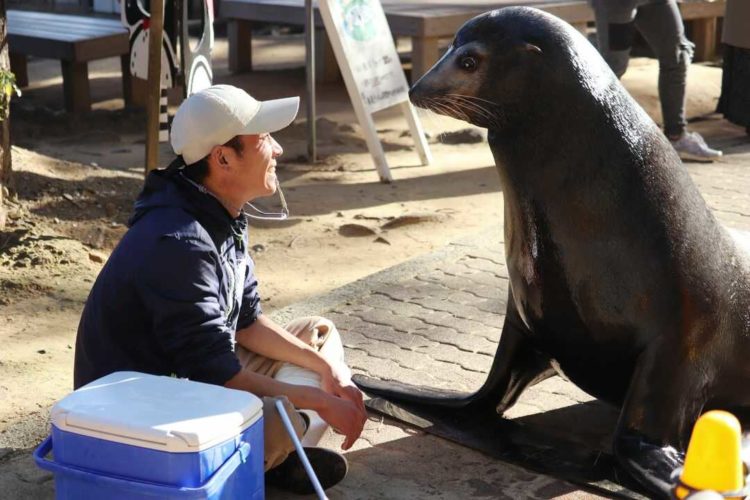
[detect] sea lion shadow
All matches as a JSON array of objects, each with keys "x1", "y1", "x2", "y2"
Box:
[
  {"x1": 366, "y1": 396, "x2": 647, "y2": 497},
  {"x1": 511, "y1": 398, "x2": 619, "y2": 451}
]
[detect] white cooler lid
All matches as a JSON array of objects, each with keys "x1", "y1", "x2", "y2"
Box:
[{"x1": 51, "y1": 372, "x2": 263, "y2": 453}]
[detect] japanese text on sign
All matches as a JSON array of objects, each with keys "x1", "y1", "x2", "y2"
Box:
[{"x1": 327, "y1": 0, "x2": 409, "y2": 113}]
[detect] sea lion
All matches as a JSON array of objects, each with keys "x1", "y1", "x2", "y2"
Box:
[{"x1": 353, "y1": 7, "x2": 750, "y2": 497}]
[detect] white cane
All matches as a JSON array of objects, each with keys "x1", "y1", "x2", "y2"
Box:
[{"x1": 274, "y1": 399, "x2": 329, "y2": 500}]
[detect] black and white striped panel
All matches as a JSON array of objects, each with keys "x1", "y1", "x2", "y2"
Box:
[{"x1": 159, "y1": 86, "x2": 169, "y2": 142}]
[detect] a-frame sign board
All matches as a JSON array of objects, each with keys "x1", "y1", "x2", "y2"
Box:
[{"x1": 318, "y1": 0, "x2": 432, "y2": 183}]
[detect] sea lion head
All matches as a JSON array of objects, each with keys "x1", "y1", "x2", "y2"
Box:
[{"x1": 409, "y1": 7, "x2": 617, "y2": 132}]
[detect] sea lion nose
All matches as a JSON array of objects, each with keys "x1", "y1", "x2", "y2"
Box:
[{"x1": 408, "y1": 75, "x2": 431, "y2": 105}]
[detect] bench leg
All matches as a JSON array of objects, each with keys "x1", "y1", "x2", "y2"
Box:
[
  {"x1": 130, "y1": 77, "x2": 148, "y2": 108},
  {"x1": 691, "y1": 18, "x2": 717, "y2": 62},
  {"x1": 315, "y1": 28, "x2": 340, "y2": 84},
  {"x1": 61, "y1": 60, "x2": 91, "y2": 113},
  {"x1": 228, "y1": 19, "x2": 253, "y2": 73},
  {"x1": 9, "y1": 53, "x2": 28, "y2": 88},
  {"x1": 411, "y1": 36, "x2": 440, "y2": 83},
  {"x1": 121, "y1": 53, "x2": 134, "y2": 107}
]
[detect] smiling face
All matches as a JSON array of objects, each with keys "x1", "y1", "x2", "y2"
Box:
[
  {"x1": 204, "y1": 133, "x2": 284, "y2": 216},
  {"x1": 233, "y1": 133, "x2": 283, "y2": 200}
]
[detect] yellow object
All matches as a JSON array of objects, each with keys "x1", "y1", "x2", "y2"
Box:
[{"x1": 674, "y1": 410, "x2": 745, "y2": 499}]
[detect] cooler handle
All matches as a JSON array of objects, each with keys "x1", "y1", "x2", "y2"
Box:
[
  {"x1": 33, "y1": 436, "x2": 54, "y2": 471},
  {"x1": 34, "y1": 436, "x2": 252, "y2": 496}
]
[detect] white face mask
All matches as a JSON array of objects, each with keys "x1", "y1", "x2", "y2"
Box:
[{"x1": 242, "y1": 178, "x2": 289, "y2": 221}]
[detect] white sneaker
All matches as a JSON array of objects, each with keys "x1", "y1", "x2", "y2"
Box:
[{"x1": 670, "y1": 131, "x2": 722, "y2": 162}]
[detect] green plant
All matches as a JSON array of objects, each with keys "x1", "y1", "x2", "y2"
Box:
[{"x1": 0, "y1": 69, "x2": 21, "y2": 120}]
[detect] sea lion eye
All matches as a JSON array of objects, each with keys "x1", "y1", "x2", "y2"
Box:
[{"x1": 459, "y1": 56, "x2": 477, "y2": 71}]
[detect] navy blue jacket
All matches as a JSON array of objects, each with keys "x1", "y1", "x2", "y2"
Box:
[{"x1": 74, "y1": 168, "x2": 262, "y2": 388}]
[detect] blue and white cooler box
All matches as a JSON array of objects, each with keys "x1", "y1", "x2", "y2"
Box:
[{"x1": 34, "y1": 371, "x2": 264, "y2": 499}]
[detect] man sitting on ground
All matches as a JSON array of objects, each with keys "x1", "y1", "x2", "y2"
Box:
[{"x1": 74, "y1": 84, "x2": 368, "y2": 494}]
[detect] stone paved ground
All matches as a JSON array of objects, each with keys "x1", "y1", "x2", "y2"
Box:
[{"x1": 2, "y1": 119, "x2": 748, "y2": 499}]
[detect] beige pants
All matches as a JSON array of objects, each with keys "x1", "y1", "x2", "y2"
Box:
[{"x1": 235, "y1": 316, "x2": 350, "y2": 471}]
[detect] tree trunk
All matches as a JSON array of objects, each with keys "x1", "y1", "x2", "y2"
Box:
[{"x1": 0, "y1": 0, "x2": 11, "y2": 230}]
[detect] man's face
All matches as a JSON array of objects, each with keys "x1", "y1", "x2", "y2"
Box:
[{"x1": 228, "y1": 133, "x2": 284, "y2": 200}]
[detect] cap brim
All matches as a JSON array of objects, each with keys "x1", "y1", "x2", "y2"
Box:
[{"x1": 242, "y1": 96, "x2": 300, "y2": 135}]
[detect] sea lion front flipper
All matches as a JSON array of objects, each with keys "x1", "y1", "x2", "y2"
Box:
[
  {"x1": 613, "y1": 431, "x2": 682, "y2": 499},
  {"x1": 613, "y1": 344, "x2": 704, "y2": 499},
  {"x1": 354, "y1": 289, "x2": 556, "y2": 413}
]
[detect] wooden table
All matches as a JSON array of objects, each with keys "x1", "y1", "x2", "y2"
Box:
[
  {"x1": 221, "y1": 0, "x2": 726, "y2": 82},
  {"x1": 8, "y1": 9, "x2": 131, "y2": 112}
]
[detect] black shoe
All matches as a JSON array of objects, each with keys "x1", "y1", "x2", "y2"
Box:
[{"x1": 266, "y1": 447, "x2": 348, "y2": 495}]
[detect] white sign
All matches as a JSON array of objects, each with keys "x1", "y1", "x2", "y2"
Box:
[
  {"x1": 319, "y1": 0, "x2": 431, "y2": 182},
  {"x1": 330, "y1": 0, "x2": 409, "y2": 113}
]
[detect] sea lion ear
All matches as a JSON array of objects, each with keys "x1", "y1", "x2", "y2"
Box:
[{"x1": 523, "y1": 43, "x2": 543, "y2": 55}]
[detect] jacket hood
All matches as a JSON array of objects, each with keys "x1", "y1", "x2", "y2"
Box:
[{"x1": 129, "y1": 167, "x2": 247, "y2": 240}]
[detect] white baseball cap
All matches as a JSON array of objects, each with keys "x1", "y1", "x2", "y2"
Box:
[{"x1": 170, "y1": 84, "x2": 300, "y2": 165}]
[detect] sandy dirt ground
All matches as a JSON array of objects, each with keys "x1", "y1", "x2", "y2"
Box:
[{"x1": 0, "y1": 29, "x2": 738, "y2": 458}]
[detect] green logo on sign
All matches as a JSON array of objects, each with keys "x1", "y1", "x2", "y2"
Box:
[{"x1": 342, "y1": 0, "x2": 377, "y2": 42}]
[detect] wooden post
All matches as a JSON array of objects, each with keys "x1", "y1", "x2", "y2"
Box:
[
  {"x1": 228, "y1": 19, "x2": 252, "y2": 73},
  {"x1": 9, "y1": 52, "x2": 25, "y2": 87},
  {"x1": 314, "y1": 28, "x2": 340, "y2": 83},
  {"x1": 0, "y1": 0, "x2": 11, "y2": 229},
  {"x1": 411, "y1": 35, "x2": 439, "y2": 83},
  {"x1": 61, "y1": 60, "x2": 91, "y2": 112},
  {"x1": 691, "y1": 18, "x2": 718, "y2": 62},
  {"x1": 120, "y1": 53, "x2": 133, "y2": 107},
  {"x1": 305, "y1": 0, "x2": 316, "y2": 162},
  {"x1": 145, "y1": 0, "x2": 165, "y2": 173},
  {"x1": 130, "y1": 77, "x2": 148, "y2": 108}
]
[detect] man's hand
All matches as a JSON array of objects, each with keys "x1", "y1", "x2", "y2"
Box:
[
  {"x1": 315, "y1": 391, "x2": 368, "y2": 450},
  {"x1": 226, "y1": 370, "x2": 366, "y2": 449},
  {"x1": 318, "y1": 365, "x2": 367, "y2": 450},
  {"x1": 320, "y1": 364, "x2": 366, "y2": 416}
]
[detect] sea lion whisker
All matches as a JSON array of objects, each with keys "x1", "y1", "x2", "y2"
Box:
[
  {"x1": 449, "y1": 95, "x2": 503, "y2": 124},
  {"x1": 435, "y1": 103, "x2": 465, "y2": 121},
  {"x1": 421, "y1": 97, "x2": 450, "y2": 116},
  {"x1": 412, "y1": 97, "x2": 431, "y2": 112},
  {"x1": 446, "y1": 100, "x2": 484, "y2": 123},
  {"x1": 446, "y1": 96, "x2": 498, "y2": 124},
  {"x1": 429, "y1": 98, "x2": 459, "y2": 119},
  {"x1": 421, "y1": 99, "x2": 451, "y2": 120},
  {"x1": 434, "y1": 97, "x2": 472, "y2": 122},
  {"x1": 414, "y1": 104, "x2": 447, "y2": 131},
  {"x1": 447, "y1": 95, "x2": 503, "y2": 125},
  {"x1": 444, "y1": 96, "x2": 487, "y2": 116},
  {"x1": 447, "y1": 93, "x2": 501, "y2": 108},
  {"x1": 421, "y1": 99, "x2": 453, "y2": 122},
  {"x1": 445, "y1": 96, "x2": 502, "y2": 128}
]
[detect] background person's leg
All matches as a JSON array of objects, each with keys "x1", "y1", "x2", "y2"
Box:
[
  {"x1": 591, "y1": 0, "x2": 639, "y2": 78},
  {"x1": 634, "y1": 0, "x2": 693, "y2": 138}
]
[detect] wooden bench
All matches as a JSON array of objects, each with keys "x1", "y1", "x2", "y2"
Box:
[
  {"x1": 221, "y1": 0, "x2": 726, "y2": 82},
  {"x1": 8, "y1": 9, "x2": 131, "y2": 113}
]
